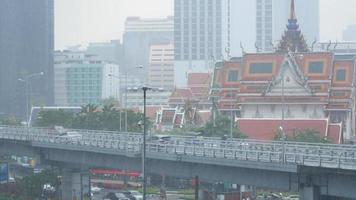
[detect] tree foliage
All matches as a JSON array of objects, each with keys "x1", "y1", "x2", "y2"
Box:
[
  {"x1": 192, "y1": 115, "x2": 247, "y2": 139},
  {"x1": 0, "y1": 117, "x2": 22, "y2": 126},
  {"x1": 35, "y1": 109, "x2": 74, "y2": 128},
  {"x1": 274, "y1": 128, "x2": 330, "y2": 143},
  {"x1": 0, "y1": 169, "x2": 59, "y2": 200},
  {"x1": 34, "y1": 104, "x2": 152, "y2": 132}
]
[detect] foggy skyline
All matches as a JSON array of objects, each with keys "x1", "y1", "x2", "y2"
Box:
[{"x1": 55, "y1": 0, "x2": 356, "y2": 50}]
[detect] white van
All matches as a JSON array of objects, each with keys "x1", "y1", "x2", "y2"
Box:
[{"x1": 59, "y1": 131, "x2": 82, "y2": 142}]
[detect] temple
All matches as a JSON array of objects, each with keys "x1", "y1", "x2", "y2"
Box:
[{"x1": 210, "y1": 0, "x2": 356, "y2": 143}]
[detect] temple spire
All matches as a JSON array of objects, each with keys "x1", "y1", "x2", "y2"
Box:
[
  {"x1": 276, "y1": 0, "x2": 309, "y2": 53},
  {"x1": 290, "y1": 0, "x2": 296, "y2": 20}
]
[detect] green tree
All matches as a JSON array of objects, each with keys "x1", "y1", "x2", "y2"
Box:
[
  {"x1": 101, "y1": 96, "x2": 120, "y2": 107},
  {"x1": 72, "y1": 104, "x2": 101, "y2": 130},
  {"x1": 0, "y1": 117, "x2": 22, "y2": 126},
  {"x1": 35, "y1": 109, "x2": 74, "y2": 128},
  {"x1": 274, "y1": 128, "x2": 330, "y2": 143},
  {"x1": 196, "y1": 115, "x2": 247, "y2": 139}
]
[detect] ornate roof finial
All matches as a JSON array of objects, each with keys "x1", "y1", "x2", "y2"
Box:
[
  {"x1": 276, "y1": 0, "x2": 309, "y2": 53},
  {"x1": 290, "y1": 0, "x2": 296, "y2": 20}
]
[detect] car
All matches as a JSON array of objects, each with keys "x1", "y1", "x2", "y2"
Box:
[
  {"x1": 128, "y1": 190, "x2": 143, "y2": 200},
  {"x1": 91, "y1": 186, "x2": 102, "y2": 194},
  {"x1": 148, "y1": 135, "x2": 172, "y2": 143},
  {"x1": 285, "y1": 195, "x2": 299, "y2": 200},
  {"x1": 58, "y1": 131, "x2": 82, "y2": 142}
]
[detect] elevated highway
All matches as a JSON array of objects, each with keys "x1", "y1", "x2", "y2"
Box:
[{"x1": 1, "y1": 126, "x2": 356, "y2": 200}]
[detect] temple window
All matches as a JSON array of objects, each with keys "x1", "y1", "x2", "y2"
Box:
[
  {"x1": 333, "y1": 91, "x2": 346, "y2": 97},
  {"x1": 227, "y1": 70, "x2": 239, "y2": 82},
  {"x1": 308, "y1": 61, "x2": 324, "y2": 73},
  {"x1": 336, "y1": 69, "x2": 346, "y2": 81},
  {"x1": 249, "y1": 63, "x2": 273, "y2": 74}
]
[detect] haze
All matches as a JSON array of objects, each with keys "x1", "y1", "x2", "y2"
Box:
[{"x1": 55, "y1": 0, "x2": 356, "y2": 49}]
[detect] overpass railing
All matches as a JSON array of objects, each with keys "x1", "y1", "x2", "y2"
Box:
[{"x1": 1, "y1": 126, "x2": 356, "y2": 170}]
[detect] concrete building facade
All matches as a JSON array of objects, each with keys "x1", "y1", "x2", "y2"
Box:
[
  {"x1": 0, "y1": 0, "x2": 54, "y2": 118},
  {"x1": 123, "y1": 17, "x2": 173, "y2": 80},
  {"x1": 125, "y1": 88, "x2": 171, "y2": 108},
  {"x1": 148, "y1": 43, "x2": 175, "y2": 90},
  {"x1": 54, "y1": 51, "x2": 120, "y2": 106}
]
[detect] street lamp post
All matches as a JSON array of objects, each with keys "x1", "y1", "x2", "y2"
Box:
[
  {"x1": 18, "y1": 72, "x2": 44, "y2": 127},
  {"x1": 142, "y1": 86, "x2": 150, "y2": 200},
  {"x1": 109, "y1": 65, "x2": 143, "y2": 132}
]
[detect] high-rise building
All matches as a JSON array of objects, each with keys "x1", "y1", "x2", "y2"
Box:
[
  {"x1": 148, "y1": 43, "x2": 175, "y2": 90},
  {"x1": 174, "y1": 0, "x2": 224, "y2": 87},
  {"x1": 86, "y1": 40, "x2": 123, "y2": 65},
  {"x1": 0, "y1": 0, "x2": 54, "y2": 119},
  {"x1": 343, "y1": 25, "x2": 356, "y2": 41},
  {"x1": 173, "y1": 0, "x2": 256, "y2": 87},
  {"x1": 256, "y1": 0, "x2": 319, "y2": 51},
  {"x1": 54, "y1": 51, "x2": 120, "y2": 106},
  {"x1": 122, "y1": 16, "x2": 173, "y2": 80}
]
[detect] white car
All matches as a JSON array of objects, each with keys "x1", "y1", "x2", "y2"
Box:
[
  {"x1": 129, "y1": 190, "x2": 143, "y2": 200},
  {"x1": 91, "y1": 186, "x2": 102, "y2": 193}
]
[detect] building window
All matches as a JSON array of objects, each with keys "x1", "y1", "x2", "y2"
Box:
[
  {"x1": 308, "y1": 61, "x2": 324, "y2": 73},
  {"x1": 227, "y1": 70, "x2": 238, "y2": 82},
  {"x1": 249, "y1": 63, "x2": 273, "y2": 74},
  {"x1": 333, "y1": 91, "x2": 346, "y2": 97},
  {"x1": 336, "y1": 69, "x2": 346, "y2": 81}
]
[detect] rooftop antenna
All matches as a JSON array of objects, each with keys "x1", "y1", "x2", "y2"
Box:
[
  {"x1": 255, "y1": 42, "x2": 260, "y2": 53},
  {"x1": 326, "y1": 40, "x2": 332, "y2": 51},
  {"x1": 311, "y1": 39, "x2": 317, "y2": 52},
  {"x1": 240, "y1": 42, "x2": 245, "y2": 55},
  {"x1": 225, "y1": 47, "x2": 231, "y2": 60},
  {"x1": 333, "y1": 41, "x2": 338, "y2": 50}
]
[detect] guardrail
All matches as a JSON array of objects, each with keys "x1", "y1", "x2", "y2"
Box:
[{"x1": 1, "y1": 126, "x2": 356, "y2": 170}]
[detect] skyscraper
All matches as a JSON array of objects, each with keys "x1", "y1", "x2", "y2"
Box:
[
  {"x1": 173, "y1": 0, "x2": 256, "y2": 86},
  {"x1": 0, "y1": 0, "x2": 54, "y2": 119},
  {"x1": 256, "y1": 0, "x2": 319, "y2": 51},
  {"x1": 174, "y1": 0, "x2": 224, "y2": 86}
]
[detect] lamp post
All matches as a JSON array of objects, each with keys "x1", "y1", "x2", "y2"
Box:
[
  {"x1": 109, "y1": 65, "x2": 143, "y2": 132},
  {"x1": 142, "y1": 86, "x2": 151, "y2": 200},
  {"x1": 18, "y1": 72, "x2": 44, "y2": 127}
]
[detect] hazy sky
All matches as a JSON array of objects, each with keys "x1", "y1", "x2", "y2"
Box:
[{"x1": 55, "y1": 0, "x2": 356, "y2": 50}]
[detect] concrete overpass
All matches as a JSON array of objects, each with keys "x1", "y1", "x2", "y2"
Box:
[{"x1": 1, "y1": 126, "x2": 356, "y2": 200}]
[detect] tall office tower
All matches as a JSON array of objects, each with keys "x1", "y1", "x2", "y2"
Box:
[
  {"x1": 256, "y1": 0, "x2": 319, "y2": 52},
  {"x1": 174, "y1": 0, "x2": 223, "y2": 87},
  {"x1": 122, "y1": 17, "x2": 173, "y2": 80},
  {"x1": 0, "y1": 0, "x2": 54, "y2": 119},
  {"x1": 173, "y1": 0, "x2": 256, "y2": 87}
]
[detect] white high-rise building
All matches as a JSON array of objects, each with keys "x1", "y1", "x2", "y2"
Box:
[
  {"x1": 173, "y1": 0, "x2": 256, "y2": 87},
  {"x1": 256, "y1": 0, "x2": 320, "y2": 51}
]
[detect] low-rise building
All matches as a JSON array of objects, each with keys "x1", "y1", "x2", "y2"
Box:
[
  {"x1": 54, "y1": 51, "x2": 120, "y2": 106},
  {"x1": 125, "y1": 87, "x2": 171, "y2": 108}
]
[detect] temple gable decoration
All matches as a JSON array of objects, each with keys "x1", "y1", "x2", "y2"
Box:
[
  {"x1": 276, "y1": 0, "x2": 309, "y2": 53},
  {"x1": 264, "y1": 53, "x2": 313, "y2": 96}
]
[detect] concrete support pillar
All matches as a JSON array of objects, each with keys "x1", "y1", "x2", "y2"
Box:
[
  {"x1": 300, "y1": 186, "x2": 320, "y2": 200},
  {"x1": 62, "y1": 170, "x2": 90, "y2": 200}
]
